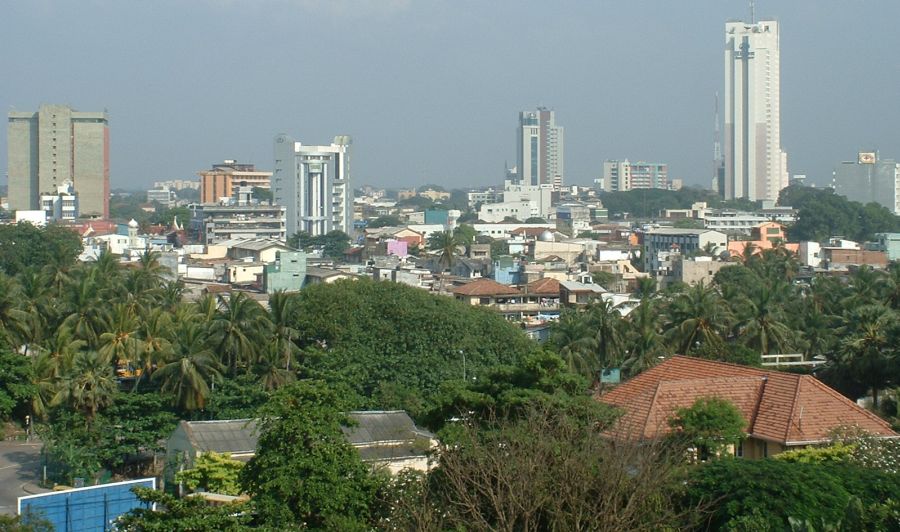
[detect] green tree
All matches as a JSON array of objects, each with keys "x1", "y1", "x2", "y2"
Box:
[
  {"x1": 0, "y1": 350, "x2": 35, "y2": 423},
  {"x1": 208, "y1": 292, "x2": 270, "y2": 376},
  {"x1": 51, "y1": 350, "x2": 117, "y2": 424},
  {"x1": 366, "y1": 215, "x2": 402, "y2": 228},
  {"x1": 176, "y1": 452, "x2": 245, "y2": 496},
  {"x1": 117, "y1": 487, "x2": 250, "y2": 531},
  {"x1": 663, "y1": 282, "x2": 732, "y2": 356},
  {"x1": 240, "y1": 380, "x2": 382, "y2": 529},
  {"x1": 834, "y1": 304, "x2": 898, "y2": 408},
  {"x1": 427, "y1": 230, "x2": 460, "y2": 270},
  {"x1": 668, "y1": 396, "x2": 746, "y2": 460},
  {"x1": 154, "y1": 322, "x2": 222, "y2": 412},
  {"x1": 0, "y1": 222, "x2": 83, "y2": 276},
  {"x1": 550, "y1": 309, "x2": 598, "y2": 377}
]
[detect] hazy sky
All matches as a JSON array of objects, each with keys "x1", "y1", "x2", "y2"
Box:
[{"x1": 2, "y1": 0, "x2": 898, "y2": 190}]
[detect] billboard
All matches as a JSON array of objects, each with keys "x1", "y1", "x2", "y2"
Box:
[
  {"x1": 858, "y1": 152, "x2": 877, "y2": 164},
  {"x1": 18, "y1": 478, "x2": 155, "y2": 532}
]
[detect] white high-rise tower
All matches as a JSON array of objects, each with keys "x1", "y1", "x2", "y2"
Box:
[
  {"x1": 516, "y1": 108, "x2": 564, "y2": 190},
  {"x1": 724, "y1": 20, "x2": 788, "y2": 202}
]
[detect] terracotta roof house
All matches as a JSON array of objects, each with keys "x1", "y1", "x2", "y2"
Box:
[
  {"x1": 452, "y1": 278, "x2": 522, "y2": 300},
  {"x1": 598, "y1": 356, "x2": 897, "y2": 459},
  {"x1": 524, "y1": 277, "x2": 561, "y2": 296}
]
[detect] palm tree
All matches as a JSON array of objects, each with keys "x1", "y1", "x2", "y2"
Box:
[
  {"x1": 550, "y1": 309, "x2": 598, "y2": 377},
  {"x1": 208, "y1": 292, "x2": 271, "y2": 376},
  {"x1": 586, "y1": 298, "x2": 624, "y2": 368},
  {"x1": 622, "y1": 300, "x2": 669, "y2": 376},
  {"x1": 255, "y1": 345, "x2": 296, "y2": 391},
  {"x1": 98, "y1": 303, "x2": 142, "y2": 370},
  {"x1": 663, "y1": 282, "x2": 732, "y2": 356},
  {"x1": 268, "y1": 291, "x2": 301, "y2": 371},
  {"x1": 0, "y1": 273, "x2": 30, "y2": 349},
  {"x1": 835, "y1": 304, "x2": 897, "y2": 408},
  {"x1": 735, "y1": 281, "x2": 797, "y2": 356},
  {"x1": 61, "y1": 271, "x2": 107, "y2": 348},
  {"x1": 633, "y1": 277, "x2": 657, "y2": 301},
  {"x1": 154, "y1": 322, "x2": 222, "y2": 412},
  {"x1": 52, "y1": 350, "x2": 118, "y2": 424},
  {"x1": 133, "y1": 307, "x2": 174, "y2": 386},
  {"x1": 429, "y1": 230, "x2": 460, "y2": 271}
]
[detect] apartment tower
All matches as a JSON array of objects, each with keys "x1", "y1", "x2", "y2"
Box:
[
  {"x1": 273, "y1": 134, "x2": 352, "y2": 237},
  {"x1": 8, "y1": 104, "x2": 109, "y2": 218},
  {"x1": 516, "y1": 108, "x2": 564, "y2": 190},
  {"x1": 724, "y1": 20, "x2": 788, "y2": 202}
]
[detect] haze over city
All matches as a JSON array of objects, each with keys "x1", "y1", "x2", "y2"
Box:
[{"x1": 2, "y1": 0, "x2": 898, "y2": 190}]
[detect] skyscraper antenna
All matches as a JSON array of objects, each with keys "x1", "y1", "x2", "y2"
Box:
[{"x1": 750, "y1": 0, "x2": 755, "y2": 23}]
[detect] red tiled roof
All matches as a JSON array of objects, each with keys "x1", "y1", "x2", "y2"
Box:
[
  {"x1": 599, "y1": 356, "x2": 897, "y2": 445},
  {"x1": 509, "y1": 227, "x2": 548, "y2": 237},
  {"x1": 525, "y1": 277, "x2": 561, "y2": 296},
  {"x1": 452, "y1": 278, "x2": 522, "y2": 297}
]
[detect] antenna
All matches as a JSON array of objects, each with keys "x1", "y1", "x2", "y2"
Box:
[{"x1": 749, "y1": 0, "x2": 755, "y2": 23}]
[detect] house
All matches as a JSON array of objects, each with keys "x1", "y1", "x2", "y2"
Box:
[
  {"x1": 598, "y1": 356, "x2": 897, "y2": 458},
  {"x1": 642, "y1": 228, "x2": 728, "y2": 274},
  {"x1": 165, "y1": 411, "x2": 436, "y2": 481},
  {"x1": 452, "y1": 278, "x2": 523, "y2": 308},
  {"x1": 726, "y1": 222, "x2": 799, "y2": 258}
]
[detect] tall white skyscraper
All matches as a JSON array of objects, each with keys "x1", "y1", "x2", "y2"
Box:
[
  {"x1": 724, "y1": 20, "x2": 788, "y2": 202},
  {"x1": 516, "y1": 108, "x2": 564, "y2": 190},
  {"x1": 273, "y1": 134, "x2": 352, "y2": 237}
]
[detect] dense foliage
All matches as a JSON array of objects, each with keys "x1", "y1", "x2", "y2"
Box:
[
  {"x1": 683, "y1": 459, "x2": 900, "y2": 530},
  {"x1": 668, "y1": 397, "x2": 747, "y2": 459},
  {"x1": 779, "y1": 185, "x2": 900, "y2": 242},
  {"x1": 0, "y1": 223, "x2": 83, "y2": 276},
  {"x1": 550, "y1": 251, "x2": 900, "y2": 419},
  {"x1": 599, "y1": 187, "x2": 757, "y2": 218},
  {"x1": 240, "y1": 381, "x2": 384, "y2": 529},
  {"x1": 293, "y1": 278, "x2": 537, "y2": 414}
]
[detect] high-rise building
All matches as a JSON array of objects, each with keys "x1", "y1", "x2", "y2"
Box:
[
  {"x1": 598, "y1": 160, "x2": 669, "y2": 192},
  {"x1": 516, "y1": 108, "x2": 564, "y2": 189},
  {"x1": 724, "y1": 20, "x2": 788, "y2": 202},
  {"x1": 833, "y1": 151, "x2": 900, "y2": 214},
  {"x1": 273, "y1": 135, "x2": 352, "y2": 237},
  {"x1": 198, "y1": 160, "x2": 272, "y2": 204},
  {"x1": 8, "y1": 104, "x2": 109, "y2": 218}
]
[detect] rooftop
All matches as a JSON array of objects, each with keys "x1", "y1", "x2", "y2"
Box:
[
  {"x1": 452, "y1": 278, "x2": 522, "y2": 297},
  {"x1": 599, "y1": 356, "x2": 897, "y2": 445}
]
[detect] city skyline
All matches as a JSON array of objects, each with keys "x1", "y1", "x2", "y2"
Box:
[{"x1": 1, "y1": 1, "x2": 899, "y2": 191}]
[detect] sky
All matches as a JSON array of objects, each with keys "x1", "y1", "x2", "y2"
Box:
[{"x1": 2, "y1": 0, "x2": 899, "y2": 191}]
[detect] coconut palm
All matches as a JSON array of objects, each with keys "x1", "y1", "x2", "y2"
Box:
[
  {"x1": 735, "y1": 281, "x2": 797, "y2": 356},
  {"x1": 0, "y1": 272, "x2": 30, "y2": 349},
  {"x1": 550, "y1": 309, "x2": 598, "y2": 377},
  {"x1": 268, "y1": 291, "x2": 301, "y2": 371},
  {"x1": 132, "y1": 307, "x2": 174, "y2": 387},
  {"x1": 208, "y1": 292, "x2": 271, "y2": 375},
  {"x1": 61, "y1": 271, "x2": 107, "y2": 348},
  {"x1": 586, "y1": 298, "x2": 624, "y2": 368},
  {"x1": 255, "y1": 345, "x2": 297, "y2": 391},
  {"x1": 429, "y1": 230, "x2": 460, "y2": 271},
  {"x1": 622, "y1": 300, "x2": 669, "y2": 376},
  {"x1": 52, "y1": 350, "x2": 118, "y2": 423},
  {"x1": 98, "y1": 303, "x2": 142, "y2": 370},
  {"x1": 663, "y1": 281, "x2": 733, "y2": 356},
  {"x1": 154, "y1": 322, "x2": 222, "y2": 412},
  {"x1": 835, "y1": 304, "x2": 898, "y2": 408}
]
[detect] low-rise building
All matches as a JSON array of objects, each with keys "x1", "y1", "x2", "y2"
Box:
[
  {"x1": 263, "y1": 251, "x2": 307, "y2": 293},
  {"x1": 822, "y1": 248, "x2": 888, "y2": 270},
  {"x1": 191, "y1": 189, "x2": 286, "y2": 244},
  {"x1": 870, "y1": 233, "x2": 900, "y2": 261},
  {"x1": 598, "y1": 356, "x2": 898, "y2": 457},
  {"x1": 40, "y1": 181, "x2": 78, "y2": 221},
  {"x1": 642, "y1": 228, "x2": 727, "y2": 275}
]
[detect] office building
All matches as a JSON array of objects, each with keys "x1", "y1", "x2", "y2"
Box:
[
  {"x1": 833, "y1": 152, "x2": 900, "y2": 214},
  {"x1": 198, "y1": 160, "x2": 271, "y2": 204},
  {"x1": 724, "y1": 20, "x2": 788, "y2": 202},
  {"x1": 273, "y1": 134, "x2": 352, "y2": 237},
  {"x1": 598, "y1": 160, "x2": 669, "y2": 192},
  {"x1": 147, "y1": 186, "x2": 176, "y2": 207},
  {"x1": 516, "y1": 108, "x2": 564, "y2": 189},
  {"x1": 40, "y1": 181, "x2": 78, "y2": 221},
  {"x1": 191, "y1": 187, "x2": 286, "y2": 244},
  {"x1": 642, "y1": 228, "x2": 728, "y2": 275},
  {"x1": 8, "y1": 104, "x2": 109, "y2": 218}
]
